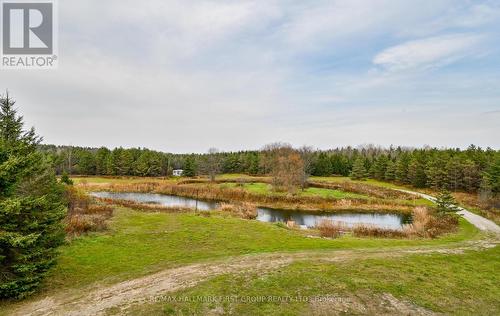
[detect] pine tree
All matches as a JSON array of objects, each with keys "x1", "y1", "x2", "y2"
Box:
[
  {"x1": 426, "y1": 156, "x2": 448, "y2": 190},
  {"x1": 60, "y1": 171, "x2": 73, "y2": 185},
  {"x1": 95, "y1": 147, "x2": 110, "y2": 175},
  {"x1": 446, "y1": 157, "x2": 463, "y2": 191},
  {"x1": 407, "y1": 156, "x2": 427, "y2": 188},
  {"x1": 435, "y1": 190, "x2": 459, "y2": 215},
  {"x1": 482, "y1": 155, "x2": 500, "y2": 194},
  {"x1": 313, "y1": 152, "x2": 331, "y2": 176},
  {"x1": 0, "y1": 95, "x2": 65, "y2": 298},
  {"x1": 248, "y1": 153, "x2": 260, "y2": 175},
  {"x1": 350, "y1": 157, "x2": 366, "y2": 180},
  {"x1": 384, "y1": 160, "x2": 396, "y2": 181},
  {"x1": 373, "y1": 155, "x2": 388, "y2": 180},
  {"x1": 183, "y1": 155, "x2": 197, "y2": 177},
  {"x1": 395, "y1": 155, "x2": 409, "y2": 183}
]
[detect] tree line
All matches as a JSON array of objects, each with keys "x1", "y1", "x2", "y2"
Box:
[{"x1": 40, "y1": 143, "x2": 500, "y2": 194}]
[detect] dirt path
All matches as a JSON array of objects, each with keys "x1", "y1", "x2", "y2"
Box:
[
  {"x1": 8, "y1": 238, "x2": 498, "y2": 316},
  {"x1": 395, "y1": 189, "x2": 500, "y2": 234}
]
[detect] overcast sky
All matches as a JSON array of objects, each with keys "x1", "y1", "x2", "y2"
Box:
[{"x1": 2, "y1": 0, "x2": 500, "y2": 153}]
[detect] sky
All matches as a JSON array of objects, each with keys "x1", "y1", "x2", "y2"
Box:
[{"x1": 2, "y1": 0, "x2": 500, "y2": 153}]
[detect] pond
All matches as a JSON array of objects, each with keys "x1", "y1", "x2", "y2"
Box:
[
  {"x1": 90, "y1": 191, "x2": 218, "y2": 211},
  {"x1": 257, "y1": 208, "x2": 410, "y2": 230},
  {"x1": 90, "y1": 191, "x2": 410, "y2": 230}
]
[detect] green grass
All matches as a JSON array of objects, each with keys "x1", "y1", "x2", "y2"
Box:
[
  {"x1": 33, "y1": 207, "x2": 478, "y2": 295},
  {"x1": 219, "y1": 182, "x2": 368, "y2": 199},
  {"x1": 299, "y1": 187, "x2": 366, "y2": 199},
  {"x1": 131, "y1": 246, "x2": 499, "y2": 315},
  {"x1": 310, "y1": 176, "x2": 409, "y2": 189}
]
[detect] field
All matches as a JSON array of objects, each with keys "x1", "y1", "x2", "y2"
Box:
[{"x1": 2, "y1": 175, "x2": 498, "y2": 315}]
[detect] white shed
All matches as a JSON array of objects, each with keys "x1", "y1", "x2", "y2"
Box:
[{"x1": 172, "y1": 169, "x2": 184, "y2": 177}]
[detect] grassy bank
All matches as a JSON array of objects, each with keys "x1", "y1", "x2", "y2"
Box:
[
  {"x1": 1, "y1": 206, "x2": 479, "y2": 305},
  {"x1": 30, "y1": 209, "x2": 480, "y2": 291},
  {"x1": 131, "y1": 246, "x2": 499, "y2": 315}
]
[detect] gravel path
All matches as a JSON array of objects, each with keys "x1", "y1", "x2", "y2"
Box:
[{"x1": 395, "y1": 189, "x2": 500, "y2": 234}]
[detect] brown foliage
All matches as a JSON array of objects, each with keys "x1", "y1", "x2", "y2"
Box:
[
  {"x1": 352, "y1": 207, "x2": 458, "y2": 239},
  {"x1": 65, "y1": 187, "x2": 114, "y2": 236},
  {"x1": 219, "y1": 202, "x2": 257, "y2": 219},
  {"x1": 352, "y1": 225, "x2": 408, "y2": 238},
  {"x1": 81, "y1": 182, "x2": 415, "y2": 215},
  {"x1": 316, "y1": 219, "x2": 347, "y2": 238},
  {"x1": 261, "y1": 143, "x2": 305, "y2": 193}
]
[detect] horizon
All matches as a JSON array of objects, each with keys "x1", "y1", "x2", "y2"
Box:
[{"x1": 39, "y1": 142, "x2": 497, "y2": 155}]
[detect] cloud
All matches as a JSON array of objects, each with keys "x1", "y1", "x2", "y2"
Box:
[
  {"x1": 1, "y1": 0, "x2": 500, "y2": 151},
  {"x1": 373, "y1": 33, "x2": 486, "y2": 71}
]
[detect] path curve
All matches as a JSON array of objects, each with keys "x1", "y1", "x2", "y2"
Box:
[
  {"x1": 8, "y1": 238, "x2": 498, "y2": 316},
  {"x1": 395, "y1": 189, "x2": 500, "y2": 234}
]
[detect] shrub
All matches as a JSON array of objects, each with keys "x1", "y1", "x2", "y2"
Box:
[
  {"x1": 60, "y1": 172, "x2": 73, "y2": 185},
  {"x1": 353, "y1": 224, "x2": 408, "y2": 238},
  {"x1": 64, "y1": 187, "x2": 113, "y2": 236},
  {"x1": 219, "y1": 202, "x2": 257, "y2": 219},
  {"x1": 316, "y1": 219, "x2": 346, "y2": 238},
  {"x1": 353, "y1": 207, "x2": 458, "y2": 239}
]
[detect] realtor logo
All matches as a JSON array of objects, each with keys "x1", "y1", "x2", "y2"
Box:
[{"x1": 1, "y1": 0, "x2": 58, "y2": 69}]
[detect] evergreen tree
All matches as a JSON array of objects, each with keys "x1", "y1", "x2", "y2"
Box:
[
  {"x1": 183, "y1": 155, "x2": 197, "y2": 177},
  {"x1": 408, "y1": 157, "x2": 427, "y2": 188},
  {"x1": 350, "y1": 157, "x2": 366, "y2": 180},
  {"x1": 395, "y1": 155, "x2": 409, "y2": 183},
  {"x1": 435, "y1": 190, "x2": 459, "y2": 215},
  {"x1": 481, "y1": 155, "x2": 500, "y2": 194},
  {"x1": 462, "y1": 159, "x2": 481, "y2": 193},
  {"x1": 0, "y1": 95, "x2": 65, "y2": 298},
  {"x1": 373, "y1": 155, "x2": 388, "y2": 180},
  {"x1": 313, "y1": 152, "x2": 331, "y2": 176},
  {"x1": 77, "y1": 151, "x2": 96, "y2": 175},
  {"x1": 426, "y1": 155, "x2": 448, "y2": 190},
  {"x1": 446, "y1": 157, "x2": 463, "y2": 191},
  {"x1": 60, "y1": 171, "x2": 73, "y2": 185},
  {"x1": 248, "y1": 152, "x2": 260, "y2": 175},
  {"x1": 384, "y1": 160, "x2": 396, "y2": 181},
  {"x1": 95, "y1": 147, "x2": 110, "y2": 175}
]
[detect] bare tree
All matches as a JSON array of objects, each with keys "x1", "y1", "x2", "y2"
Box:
[
  {"x1": 202, "y1": 147, "x2": 222, "y2": 182},
  {"x1": 298, "y1": 146, "x2": 315, "y2": 190},
  {"x1": 261, "y1": 143, "x2": 304, "y2": 193}
]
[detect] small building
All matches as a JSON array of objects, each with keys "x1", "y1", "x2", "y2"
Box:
[{"x1": 172, "y1": 169, "x2": 184, "y2": 177}]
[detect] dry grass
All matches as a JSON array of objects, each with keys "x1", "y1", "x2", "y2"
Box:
[
  {"x1": 352, "y1": 207, "x2": 459, "y2": 239},
  {"x1": 65, "y1": 187, "x2": 114, "y2": 236},
  {"x1": 219, "y1": 202, "x2": 258, "y2": 219},
  {"x1": 178, "y1": 177, "x2": 270, "y2": 185},
  {"x1": 79, "y1": 182, "x2": 415, "y2": 215},
  {"x1": 316, "y1": 219, "x2": 347, "y2": 238},
  {"x1": 352, "y1": 225, "x2": 408, "y2": 238},
  {"x1": 453, "y1": 191, "x2": 500, "y2": 225},
  {"x1": 94, "y1": 197, "x2": 195, "y2": 214},
  {"x1": 308, "y1": 180, "x2": 416, "y2": 200}
]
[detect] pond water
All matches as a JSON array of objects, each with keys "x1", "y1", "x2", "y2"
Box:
[
  {"x1": 90, "y1": 191, "x2": 410, "y2": 230},
  {"x1": 256, "y1": 208, "x2": 410, "y2": 230},
  {"x1": 90, "y1": 191, "x2": 218, "y2": 211}
]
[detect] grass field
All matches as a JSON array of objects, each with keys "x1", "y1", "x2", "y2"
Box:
[
  {"x1": 130, "y1": 246, "x2": 499, "y2": 315},
  {"x1": 0, "y1": 206, "x2": 479, "y2": 302},
  {"x1": 219, "y1": 182, "x2": 368, "y2": 199}
]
